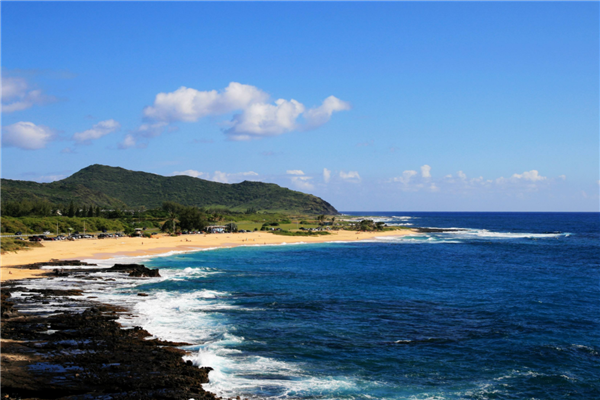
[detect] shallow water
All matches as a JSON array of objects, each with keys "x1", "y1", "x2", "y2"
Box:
[{"x1": 21, "y1": 213, "x2": 600, "y2": 399}]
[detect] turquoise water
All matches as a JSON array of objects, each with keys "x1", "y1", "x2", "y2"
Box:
[{"x1": 108, "y1": 213, "x2": 598, "y2": 399}]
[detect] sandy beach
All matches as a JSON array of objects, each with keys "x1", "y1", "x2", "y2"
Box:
[{"x1": 1, "y1": 229, "x2": 415, "y2": 282}]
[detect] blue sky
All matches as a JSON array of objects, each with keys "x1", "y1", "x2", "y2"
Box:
[{"x1": 2, "y1": 2, "x2": 598, "y2": 211}]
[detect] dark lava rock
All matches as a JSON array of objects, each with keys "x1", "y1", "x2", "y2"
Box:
[
  {"x1": 109, "y1": 264, "x2": 161, "y2": 278},
  {"x1": 1, "y1": 286, "x2": 216, "y2": 400}
]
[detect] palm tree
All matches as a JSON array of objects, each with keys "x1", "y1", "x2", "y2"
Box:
[{"x1": 162, "y1": 210, "x2": 178, "y2": 234}]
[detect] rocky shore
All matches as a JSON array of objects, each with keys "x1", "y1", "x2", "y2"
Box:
[{"x1": 0, "y1": 262, "x2": 221, "y2": 400}]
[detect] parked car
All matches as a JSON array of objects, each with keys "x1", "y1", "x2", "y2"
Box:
[
  {"x1": 43, "y1": 231, "x2": 51, "y2": 235},
  {"x1": 29, "y1": 236, "x2": 43, "y2": 242},
  {"x1": 15, "y1": 231, "x2": 22, "y2": 235},
  {"x1": 15, "y1": 237, "x2": 25, "y2": 241}
]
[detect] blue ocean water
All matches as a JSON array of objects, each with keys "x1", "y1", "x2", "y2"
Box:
[{"x1": 107, "y1": 213, "x2": 599, "y2": 399}]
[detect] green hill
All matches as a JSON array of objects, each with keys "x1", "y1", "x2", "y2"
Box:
[{"x1": 1, "y1": 164, "x2": 338, "y2": 215}]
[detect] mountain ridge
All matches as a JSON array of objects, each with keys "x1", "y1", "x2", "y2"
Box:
[{"x1": 1, "y1": 164, "x2": 339, "y2": 214}]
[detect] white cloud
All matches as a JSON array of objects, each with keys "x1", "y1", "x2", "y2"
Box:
[
  {"x1": 136, "y1": 122, "x2": 168, "y2": 138},
  {"x1": 119, "y1": 122, "x2": 169, "y2": 150},
  {"x1": 212, "y1": 170, "x2": 259, "y2": 184},
  {"x1": 2, "y1": 77, "x2": 28, "y2": 101},
  {"x1": 387, "y1": 166, "x2": 562, "y2": 197},
  {"x1": 392, "y1": 170, "x2": 418, "y2": 184},
  {"x1": 2, "y1": 121, "x2": 54, "y2": 150},
  {"x1": 34, "y1": 174, "x2": 67, "y2": 183},
  {"x1": 144, "y1": 82, "x2": 269, "y2": 122},
  {"x1": 302, "y1": 96, "x2": 351, "y2": 130},
  {"x1": 2, "y1": 76, "x2": 57, "y2": 113},
  {"x1": 211, "y1": 171, "x2": 229, "y2": 183},
  {"x1": 142, "y1": 82, "x2": 350, "y2": 141},
  {"x1": 511, "y1": 170, "x2": 546, "y2": 182},
  {"x1": 421, "y1": 164, "x2": 431, "y2": 178},
  {"x1": 118, "y1": 134, "x2": 137, "y2": 149},
  {"x1": 340, "y1": 170, "x2": 361, "y2": 182},
  {"x1": 287, "y1": 170, "x2": 305, "y2": 175},
  {"x1": 172, "y1": 169, "x2": 210, "y2": 179},
  {"x1": 226, "y1": 99, "x2": 305, "y2": 140},
  {"x1": 497, "y1": 170, "x2": 547, "y2": 185},
  {"x1": 291, "y1": 176, "x2": 315, "y2": 191},
  {"x1": 323, "y1": 168, "x2": 331, "y2": 183},
  {"x1": 172, "y1": 170, "x2": 259, "y2": 184},
  {"x1": 73, "y1": 119, "x2": 121, "y2": 143}
]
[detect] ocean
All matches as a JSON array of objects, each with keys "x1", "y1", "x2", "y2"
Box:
[{"x1": 26, "y1": 212, "x2": 600, "y2": 399}]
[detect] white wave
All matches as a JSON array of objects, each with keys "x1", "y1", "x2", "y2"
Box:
[
  {"x1": 373, "y1": 235, "x2": 461, "y2": 244},
  {"x1": 187, "y1": 345, "x2": 357, "y2": 400},
  {"x1": 371, "y1": 227, "x2": 570, "y2": 245},
  {"x1": 160, "y1": 266, "x2": 222, "y2": 280},
  {"x1": 494, "y1": 369, "x2": 546, "y2": 381},
  {"x1": 571, "y1": 344, "x2": 598, "y2": 354},
  {"x1": 451, "y1": 229, "x2": 569, "y2": 240}
]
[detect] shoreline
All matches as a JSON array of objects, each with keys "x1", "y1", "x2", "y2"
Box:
[
  {"x1": 1, "y1": 229, "x2": 416, "y2": 282},
  {"x1": 1, "y1": 267, "x2": 218, "y2": 400}
]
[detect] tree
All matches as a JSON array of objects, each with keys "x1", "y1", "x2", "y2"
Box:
[
  {"x1": 178, "y1": 207, "x2": 207, "y2": 231},
  {"x1": 359, "y1": 219, "x2": 375, "y2": 231},
  {"x1": 30, "y1": 201, "x2": 52, "y2": 216},
  {"x1": 87, "y1": 206, "x2": 94, "y2": 218},
  {"x1": 67, "y1": 201, "x2": 75, "y2": 218},
  {"x1": 161, "y1": 210, "x2": 179, "y2": 233},
  {"x1": 225, "y1": 222, "x2": 238, "y2": 233},
  {"x1": 162, "y1": 201, "x2": 184, "y2": 215}
]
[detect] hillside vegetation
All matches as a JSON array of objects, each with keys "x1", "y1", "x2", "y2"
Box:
[{"x1": 1, "y1": 164, "x2": 338, "y2": 215}]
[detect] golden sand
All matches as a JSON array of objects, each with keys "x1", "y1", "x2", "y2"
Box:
[{"x1": 1, "y1": 230, "x2": 415, "y2": 283}]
